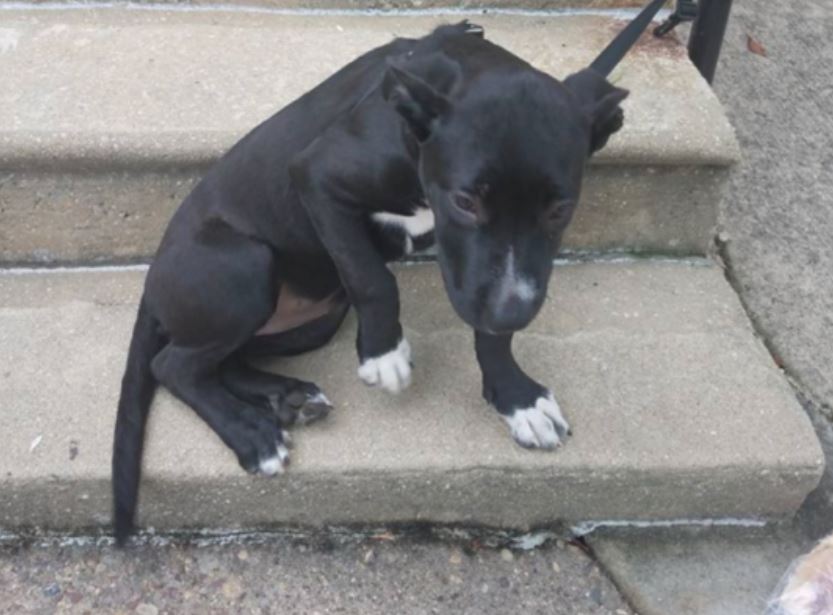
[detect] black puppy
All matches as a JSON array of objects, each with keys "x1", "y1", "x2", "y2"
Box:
[{"x1": 113, "y1": 0, "x2": 666, "y2": 544}]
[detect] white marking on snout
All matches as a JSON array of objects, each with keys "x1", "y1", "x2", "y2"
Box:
[
  {"x1": 372, "y1": 207, "x2": 435, "y2": 254},
  {"x1": 514, "y1": 277, "x2": 537, "y2": 303},
  {"x1": 357, "y1": 337, "x2": 412, "y2": 394},
  {"x1": 496, "y1": 247, "x2": 538, "y2": 307}
]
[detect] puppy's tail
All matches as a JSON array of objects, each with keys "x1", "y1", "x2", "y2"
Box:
[
  {"x1": 589, "y1": 0, "x2": 668, "y2": 77},
  {"x1": 112, "y1": 298, "x2": 165, "y2": 546}
]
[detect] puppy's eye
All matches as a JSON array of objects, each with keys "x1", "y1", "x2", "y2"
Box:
[
  {"x1": 455, "y1": 193, "x2": 478, "y2": 214},
  {"x1": 452, "y1": 192, "x2": 481, "y2": 224},
  {"x1": 546, "y1": 200, "x2": 574, "y2": 226}
]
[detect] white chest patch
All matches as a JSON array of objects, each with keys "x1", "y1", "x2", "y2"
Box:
[{"x1": 371, "y1": 207, "x2": 435, "y2": 254}]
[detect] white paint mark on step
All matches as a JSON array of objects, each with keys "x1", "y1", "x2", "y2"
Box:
[
  {"x1": 0, "y1": 28, "x2": 20, "y2": 54},
  {"x1": 571, "y1": 517, "x2": 768, "y2": 537},
  {"x1": 29, "y1": 434, "x2": 43, "y2": 453}
]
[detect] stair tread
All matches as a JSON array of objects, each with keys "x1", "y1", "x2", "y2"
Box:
[
  {"x1": 0, "y1": 7, "x2": 739, "y2": 168},
  {"x1": 0, "y1": 261, "x2": 820, "y2": 531}
]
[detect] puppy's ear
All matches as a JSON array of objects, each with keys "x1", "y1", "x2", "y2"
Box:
[
  {"x1": 564, "y1": 68, "x2": 630, "y2": 155},
  {"x1": 382, "y1": 65, "x2": 451, "y2": 142}
]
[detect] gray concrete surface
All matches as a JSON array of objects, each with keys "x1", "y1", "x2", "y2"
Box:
[
  {"x1": 0, "y1": 8, "x2": 738, "y2": 262},
  {"x1": 0, "y1": 10, "x2": 736, "y2": 168},
  {"x1": 591, "y1": 397, "x2": 833, "y2": 615},
  {"x1": 591, "y1": 527, "x2": 812, "y2": 615},
  {"x1": 0, "y1": 538, "x2": 634, "y2": 615},
  {"x1": 0, "y1": 166, "x2": 726, "y2": 264},
  {"x1": 0, "y1": 170, "x2": 198, "y2": 264},
  {"x1": 25, "y1": 0, "x2": 646, "y2": 9},
  {"x1": 587, "y1": 2, "x2": 833, "y2": 613},
  {"x1": 714, "y1": 1, "x2": 833, "y2": 416},
  {"x1": 0, "y1": 261, "x2": 822, "y2": 533}
]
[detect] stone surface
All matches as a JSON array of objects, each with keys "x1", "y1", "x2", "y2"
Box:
[
  {"x1": 0, "y1": 170, "x2": 198, "y2": 265},
  {"x1": 714, "y1": 0, "x2": 833, "y2": 417},
  {"x1": 0, "y1": 261, "x2": 822, "y2": 532},
  {"x1": 0, "y1": 539, "x2": 634, "y2": 615},
  {"x1": 591, "y1": 526, "x2": 812, "y2": 615},
  {"x1": 590, "y1": 399, "x2": 833, "y2": 615},
  {"x1": 583, "y1": 4, "x2": 833, "y2": 613},
  {"x1": 0, "y1": 166, "x2": 724, "y2": 264},
  {"x1": 0, "y1": 8, "x2": 738, "y2": 262},
  {"x1": 27, "y1": 0, "x2": 647, "y2": 8},
  {"x1": 0, "y1": 10, "x2": 737, "y2": 168}
]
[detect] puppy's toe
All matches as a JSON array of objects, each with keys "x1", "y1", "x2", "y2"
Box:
[
  {"x1": 463, "y1": 21, "x2": 485, "y2": 37},
  {"x1": 286, "y1": 389, "x2": 333, "y2": 425},
  {"x1": 503, "y1": 394, "x2": 570, "y2": 450},
  {"x1": 258, "y1": 455, "x2": 284, "y2": 476},
  {"x1": 537, "y1": 393, "x2": 571, "y2": 438},
  {"x1": 358, "y1": 338, "x2": 412, "y2": 394},
  {"x1": 259, "y1": 441, "x2": 290, "y2": 476}
]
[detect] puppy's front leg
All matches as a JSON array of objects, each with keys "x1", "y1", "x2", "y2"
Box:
[
  {"x1": 474, "y1": 331, "x2": 571, "y2": 449},
  {"x1": 293, "y1": 171, "x2": 411, "y2": 394}
]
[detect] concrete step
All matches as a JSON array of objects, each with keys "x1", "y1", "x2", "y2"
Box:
[
  {"x1": 20, "y1": 1, "x2": 648, "y2": 9},
  {"x1": 0, "y1": 7, "x2": 738, "y2": 265},
  {"x1": 0, "y1": 260, "x2": 821, "y2": 534}
]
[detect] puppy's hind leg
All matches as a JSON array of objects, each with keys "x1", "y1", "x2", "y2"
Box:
[
  {"x1": 221, "y1": 357, "x2": 333, "y2": 428},
  {"x1": 152, "y1": 345, "x2": 290, "y2": 474},
  {"x1": 223, "y1": 298, "x2": 351, "y2": 427},
  {"x1": 145, "y1": 224, "x2": 290, "y2": 475}
]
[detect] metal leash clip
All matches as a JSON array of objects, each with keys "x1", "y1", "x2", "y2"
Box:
[{"x1": 654, "y1": 0, "x2": 698, "y2": 37}]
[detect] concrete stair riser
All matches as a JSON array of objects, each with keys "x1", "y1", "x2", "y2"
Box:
[{"x1": 0, "y1": 165, "x2": 724, "y2": 264}]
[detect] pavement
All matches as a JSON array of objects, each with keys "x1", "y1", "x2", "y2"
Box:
[
  {"x1": 714, "y1": 1, "x2": 833, "y2": 417},
  {"x1": 589, "y1": 2, "x2": 833, "y2": 613},
  {"x1": 0, "y1": 537, "x2": 634, "y2": 615}
]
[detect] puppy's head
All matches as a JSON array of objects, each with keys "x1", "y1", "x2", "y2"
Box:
[{"x1": 383, "y1": 63, "x2": 627, "y2": 333}]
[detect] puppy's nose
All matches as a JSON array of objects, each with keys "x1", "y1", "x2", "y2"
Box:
[{"x1": 484, "y1": 294, "x2": 537, "y2": 333}]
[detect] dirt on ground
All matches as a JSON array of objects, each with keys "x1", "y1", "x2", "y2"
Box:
[{"x1": 0, "y1": 536, "x2": 634, "y2": 615}]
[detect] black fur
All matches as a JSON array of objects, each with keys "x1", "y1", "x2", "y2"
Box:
[
  {"x1": 112, "y1": 11, "x2": 650, "y2": 544},
  {"x1": 112, "y1": 300, "x2": 165, "y2": 544}
]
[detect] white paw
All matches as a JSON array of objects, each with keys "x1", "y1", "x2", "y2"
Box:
[
  {"x1": 309, "y1": 391, "x2": 332, "y2": 406},
  {"x1": 357, "y1": 338, "x2": 412, "y2": 394},
  {"x1": 259, "y1": 442, "x2": 290, "y2": 475},
  {"x1": 503, "y1": 394, "x2": 571, "y2": 449}
]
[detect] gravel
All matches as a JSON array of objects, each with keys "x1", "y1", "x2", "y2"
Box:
[{"x1": 0, "y1": 537, "x2": 634, "y2": 614}]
